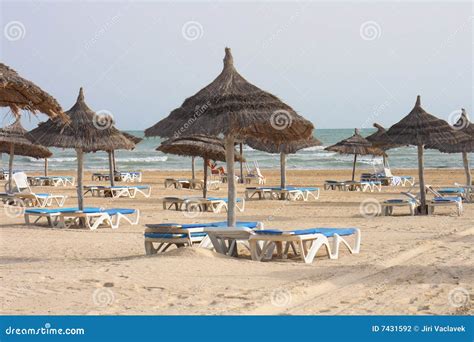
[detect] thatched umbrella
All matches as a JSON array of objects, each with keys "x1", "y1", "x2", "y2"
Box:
[
  {"x1": 145, "y1": 48, "x2": 314, "y2": 226},
  {"x1": 325, "y1": 129, "x2": 384, "y2": 181},
  {"x1": 28, "y1": 88, "x2": 135, "y2": 210},
  {"x1": 384, "y1": 96, "x2": 470, "y2": 214},
  {"x1": 0, "y1": 63, "x2": 65, "y2": 120},
  {"x1": 246, "y1": 136, "x2": 322, "y2": 189},
  {"x1": 157, "y1": 134, "x2": 244, "y2": 197},
  {"x1": 426, "y1": 109, "x2": 474, "y2": 185},
  {"x1": 0, "y1": 119, "x2": 52, "y2": 191},
  {"x1": 366, "y1": 123, "x2": 403, "y2": 166}
]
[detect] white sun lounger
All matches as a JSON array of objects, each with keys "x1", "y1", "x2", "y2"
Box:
[
  {"x1": 83, "y1": 185, "x2": 152, "y2": 198},
  {"x1": 162, "y1": 197, "x2": 245, "y2": 213},
  {"x1": 9, "y1": 172, "x2": 67, "y2": 207},
  {"x1": 24, "y1": 207, "x2": 140, "y2": 230},
  {"x1": 245, "y1": 186, "x2": 320, "y2": 201}
]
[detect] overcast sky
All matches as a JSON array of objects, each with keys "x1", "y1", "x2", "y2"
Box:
[{"x1": 1, "y1": 1, "x2": 472, "y2": 130}]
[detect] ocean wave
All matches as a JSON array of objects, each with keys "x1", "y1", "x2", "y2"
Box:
[{"x1": 116, "y1": 156, "x2": 168, "y2": 163}]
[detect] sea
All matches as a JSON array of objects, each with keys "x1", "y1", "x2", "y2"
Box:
[{"x1": 2, "y1": 129, "x2": 471, "y2": 172}]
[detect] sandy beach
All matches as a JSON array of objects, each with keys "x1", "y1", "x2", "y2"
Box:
[{"x1": 0, "y1": 168, "x2": 472, "y2": 315}]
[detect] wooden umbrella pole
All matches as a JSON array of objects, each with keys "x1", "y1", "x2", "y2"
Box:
[
  {"x1": 108, "y1": 151, "x2": 115, "y2": 187},
  {"x1": 352, "y1": 154, "x2": 358, "y2": 181},
  {"x1": 203, "y1": 157, "x2": 208, "y2": 198},
  {"x1": 8, "y1": 144, "x2": 14, "y2": 192},
  {"x1": 239, "y1": 143, "x2": 244, "y2": 183},
  {"x1": 191, "y1": 156, "x2": 196, "y2": 180},
  {"x1": 112, "y1": 150, "x2": 116, "y2": 173},
  {"x1": 77, "y1": 148, "x2": 84, "y2": 211},
  {"x1": 462, "y1": 151, "x2": 471, "y2": 186},
  {"x1": 280, "y1": 152, "x2": 286, "y2": 188},
  {"x1": 44, "y1": 158, "x2": 48, "y2": 177},
  {"x1": 417, "y1": 144, "x2": 427, "y2": 214},
  {"x1": 225, "y1": 135, "x2": 236, "y2": 227}
]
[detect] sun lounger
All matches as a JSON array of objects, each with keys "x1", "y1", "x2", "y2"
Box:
[
  {"x1": 162, "y1": 196, "x2": 245, "y2": 213},
  {"x1": 24, "y1": 207, "x2": 140, "y2": 230},
  {"x1": 324, "y1": 180, "x2": 346, "y2": 191},
  {"x1": 164, "y1": 178, "x2": 192, "y2": 189},
  {"x1": 243, "y1": 161, "x2": 266, "y2": 184},
  {"x1": 249, "y1": 228, "x2": 360, "y2": 263},
  {"x1": 380, "y1": 198, "x2": 417, "y2": 216},
  {"x1": 454, "y1": 183, "x2": 473, "y2": 202},
  {"x1": 9, "y1": 172, "x2": 67, "y2": 207},
  {"x1": 83, "y1": 185, "x2": 151, "y2": 198},
  {"x1": 205, "y1": 226, "x2": 360, "y2": 263},
  {"x1": 28, "y1": 176, "x2": 75, "y2": 187},
  {"x1": 245, "y1": 186, "x2": 320, "y2": 201},
  {"x1": 144, "y1": 221, "x2": 263, "y2": 255}
]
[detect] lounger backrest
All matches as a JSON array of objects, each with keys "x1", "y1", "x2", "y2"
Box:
[
  {"x1": 401, "y1": 191, "x2": 419, "y2": 202},
  {"x1": 425, "y1": 186, "x2": 442, "y2": 198},
  {"x1": 383, "y1": 167, "x2": 393, "y2": 178},
  {"x1": 12, "y1": 172, "x2": 31, "y2": 193}
]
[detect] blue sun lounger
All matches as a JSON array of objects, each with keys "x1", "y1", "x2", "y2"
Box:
[
  {"x1": 24, "y1": 207, "x2": 140, "y2": 230},
  {"x1": 248, "y1": 227, "x2": 360, "y2": 263},
  {"x1": 144, "y1": 221, "x2": 263, "y2": 254},
  {"x1": 162, "y1": 196, "x2": 245, "y2": 213}
]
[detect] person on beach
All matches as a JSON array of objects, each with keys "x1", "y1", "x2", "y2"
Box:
[{"x1": 207, "y1": 160, "x2": 225, "y2": 175}]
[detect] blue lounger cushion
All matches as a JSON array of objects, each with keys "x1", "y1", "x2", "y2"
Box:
[
  {"x1": 144, "y1": 232, "x2": 207, "y2": 239},
  {"x1": 146, "y1": 221, "x2": 259, "y2": 230},
  {"x1": 438, "y1": 188, "x2": 465, "y2": 194},
  {"x1": 255, "y1": 228, "x2": 357, "y2": 237},
  {"x1": 385, "y1": 199, "x2": 416, "y2": 203},
  {"x1": 25, "y1": 207, "x2": 135, "y2": 215},
  {"x1": 432, "y1": 196, "x2": 462, "y2": 202}
]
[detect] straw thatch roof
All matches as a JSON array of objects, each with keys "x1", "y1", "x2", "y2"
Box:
[
  {"x1": 366, "y1": 123, "x2": 402, "y2": 151},
  {"x1": 0, "y1": 119, "x2": 52, "y2": 158},
  {"x1": 245, "y1": 136, "x2": 322, "y2": 154},
  {"x1": 28, "y1": 88, "x2": 135, "y2": 152},
  {"x1": 157, "y1": 135, "x2": 244, "y2": 162},
  {"x1": 325, "y1": 129, "x2": 385, "y2": 156},
  {"x1": 385, "y1": 96, "x2": 469, "y2": 148},
  {"x1": 0, "y1": 63, "x2": 65, "y2": 120},
  {"x1": 426, "y1": 109, "x2": 474, "y2": 153},
  {"x1": 145, "y1": 48, "x2": 314, "y2": 143},
  {"x1": 122, "y1": 132, "x2": 143, "y2": 145}
]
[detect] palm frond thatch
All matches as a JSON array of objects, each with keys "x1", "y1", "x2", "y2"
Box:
[
  {"x1": 245, "y1": 136, "x2": 322, "y2": 154},
  {"x1": 0, "y1": 119, "x2": 51, "y2": 158},
  {"x1": 426, "y1": 109, "x2": 474, "y2": 153},
  {"x1": 28, "y1": 88, "x2": 135, "y2": 152},
  {"x1": 385, "y1": 96, "x2": 469, "y2": 148},
  {"x1": 157, "y1": 134, "x2": 244, "y2": 162},
  {"x1": 144, "y1": 48, "x2": 314, "y2": 144},
  {"x1": 0, "y1": 63, "x2": 65, "y2": 120},
  {"x1": 365, "y1": 123, "x2": 402, "y2": 151},
  {"x1": 325, "y1": 129, "x2": 385, "y2": 156},
  {"x1": 122, "y1": 132, "x2": 143, "y2": 145}
]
